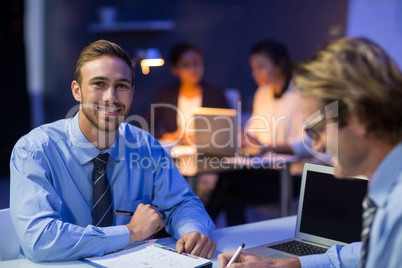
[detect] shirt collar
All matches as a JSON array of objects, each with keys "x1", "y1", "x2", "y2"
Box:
[
  {"x1": 68, "y1": 112, "x2": 122, "y2": 165},
  {"x1": 369, "y1": 142, "x2": 402, "y2": 207}
]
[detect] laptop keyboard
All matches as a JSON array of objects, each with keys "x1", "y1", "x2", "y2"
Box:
[{"x1": 268, "y1": 240, "x2": 327, "y2": 256}]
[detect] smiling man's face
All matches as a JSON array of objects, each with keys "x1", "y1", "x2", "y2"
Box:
[{"x1": 72, "y1": 55, "x2": 134, "y2": 134}]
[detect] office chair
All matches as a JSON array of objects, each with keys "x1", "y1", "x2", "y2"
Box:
[
  {"x1": 224, "y1": 88, "x2": 241, "y2": 110},
  {"x1": 0, "y1": 208, "x2": 20, "y2": 261}
]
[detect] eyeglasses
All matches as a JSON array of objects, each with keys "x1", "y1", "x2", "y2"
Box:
[{"x1": 304, "y1": 114, "x2": 326, "y2": 140}]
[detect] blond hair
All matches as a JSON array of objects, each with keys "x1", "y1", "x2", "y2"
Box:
[
  {"x1": 294, "y1": 37, "x2": 402, "y2": 142},
  {"x1": 74, "y1": 40, "x2": 134, "y2": 86}
]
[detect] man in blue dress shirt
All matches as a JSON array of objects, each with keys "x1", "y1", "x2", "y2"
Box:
[
  {"x1": 10, "y1": 40, "x2": 216, "y2": 262},
  {"x1": 218, "y1": 38, "x2": 402, "y2": 267}
]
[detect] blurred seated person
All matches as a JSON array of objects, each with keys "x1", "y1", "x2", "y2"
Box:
[
  {"x1": 207, "y1": 39, "x2": 307, "y2": 226},
  {"x1": 144, "y1": 42, "x2": 228, "y2": 145},
  {"x1": 243, "y1": 38, "x2": 306, "y2": 156},
  {"x1": 143, "y1": 42, "x2": 229, "y2": 205}
]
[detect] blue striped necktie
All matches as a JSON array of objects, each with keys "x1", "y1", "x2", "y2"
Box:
[
  {"x1": 360, "y1": 195, "x2": 377, "y2": 268},
  {"x1": 92, "y1": 153, "x2": 113, "y2": 227}
]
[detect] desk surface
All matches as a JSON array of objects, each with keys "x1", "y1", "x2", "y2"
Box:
[
  {"x1": 0, "y1": 216, "x2": 296, "y2": 268},
  {"x1": 170, "y1": 145, "x2": 299, "y2": 176}
]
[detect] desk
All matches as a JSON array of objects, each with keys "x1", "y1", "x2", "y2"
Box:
[
  {"x1": 171, "y1": 146, "x2": 298, "y2": 216},
  {"x1": 0, "y1": 216, "x2": 296, "y2": 268}
]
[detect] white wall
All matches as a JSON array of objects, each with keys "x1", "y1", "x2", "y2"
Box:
[{"x1": 347, "y1": 0, "x2": 402, "y2": 68}]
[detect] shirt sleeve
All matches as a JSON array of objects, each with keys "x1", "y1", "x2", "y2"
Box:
[
  {"x1": 9, "y1": 145, "x2": 130, "y2": 262},
  {"x1": 148, "y1": 140, "x2": 215, "y2": 240},
  {"x1": 299, "y1": 242, "x2": 362, "y2": 268}
]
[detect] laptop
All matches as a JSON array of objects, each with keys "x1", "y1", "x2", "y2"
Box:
[
  {"x1": 192, "y1": 107, "x2": 240, "y2": 157},
  {"x1": 246, "y1": 163, "x2": 367, "y2": 259}
]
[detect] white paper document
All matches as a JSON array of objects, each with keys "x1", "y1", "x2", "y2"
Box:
[{"x1": 83, "y1": 242, "x2": 212, "y2": 268}]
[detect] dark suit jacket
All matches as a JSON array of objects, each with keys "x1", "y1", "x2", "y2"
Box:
[{"x1": 144, "y1": 81, "x2": 229, "y2": 138}]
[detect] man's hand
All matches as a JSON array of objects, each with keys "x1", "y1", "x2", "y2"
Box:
[
  {"x1": 125, "y1": 204, "x2": 164, "y2": 244},
  {"x1": 218, "y1": 250, "x2": 301, "y2": 268},
  {"x1": 176, "y1": 232, "x2": 216, "y2": 259}
]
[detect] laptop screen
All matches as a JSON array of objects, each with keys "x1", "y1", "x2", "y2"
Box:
[
  {"x1": 193, "y1": 107, "x2": 239, "y2": 156},
  {"x1": 299, "y1": 170, "x2": 367, "y2": 243}
]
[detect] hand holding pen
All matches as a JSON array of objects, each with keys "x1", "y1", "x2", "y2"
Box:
[
  {"x1": 118, "y1": 204, "x2": 164, "y2": 244},
  {"x1": 218, "y1": 245, "x2": 301, "y2": 268},
  {"x1": 225, "y1": 243, "x2": 245, "y2": 267},
  {"x1": 115, "y1": 207, "x2": 216, "y2": 259}
]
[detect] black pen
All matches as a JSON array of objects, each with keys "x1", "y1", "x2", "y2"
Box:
[{"x1": 114, "y1": 209, "x2": 134, "y2": 216}]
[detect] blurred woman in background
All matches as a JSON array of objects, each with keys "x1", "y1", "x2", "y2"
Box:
[
  {"x1": 244, "y1": 38, "x2": 305, "y2": 155},
  {"x1": 144, "y1": 42, "x2": 228, "y2": 205},
  {"x1": 207, "y1": 39, "x2": 306, "y2": 226},
  {"x1": 144, "y1": 42, "x2": 228, "y2": 144}
]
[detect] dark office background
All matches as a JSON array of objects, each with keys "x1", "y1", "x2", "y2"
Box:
[
  {"x1": 44, "y1": 0, "x2": 348, "y2": 122},
  {"x1": 0, "y1": 0, "x2": 348, "y2": 197},
  {"x1": 0, "y1": 0, "x2": 31, "y2": 178}
]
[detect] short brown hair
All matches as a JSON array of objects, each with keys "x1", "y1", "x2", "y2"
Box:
[
  {"x1": 74, "y1": 40, "x2": 134, "y2": 85},
  {"x1": 294, "y1": 37, "x2": 402, "y2": 142}
]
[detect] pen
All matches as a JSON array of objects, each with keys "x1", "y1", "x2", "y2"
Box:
[
  {"x1": 154, "y1": 244, "x2": 199, "y2": 259},
  {"x1": 155, "y1": 245, "x2": 177, "y2": 253},
  {"x1": 181, "y1": 252, "x2": 199, "y2": 259},
  {"x1": 114, "y1": 209, "x2": 134, "y2": 216},
  {"x1": 226, "y1": 243, "x2": 245, "y2": 267}
]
